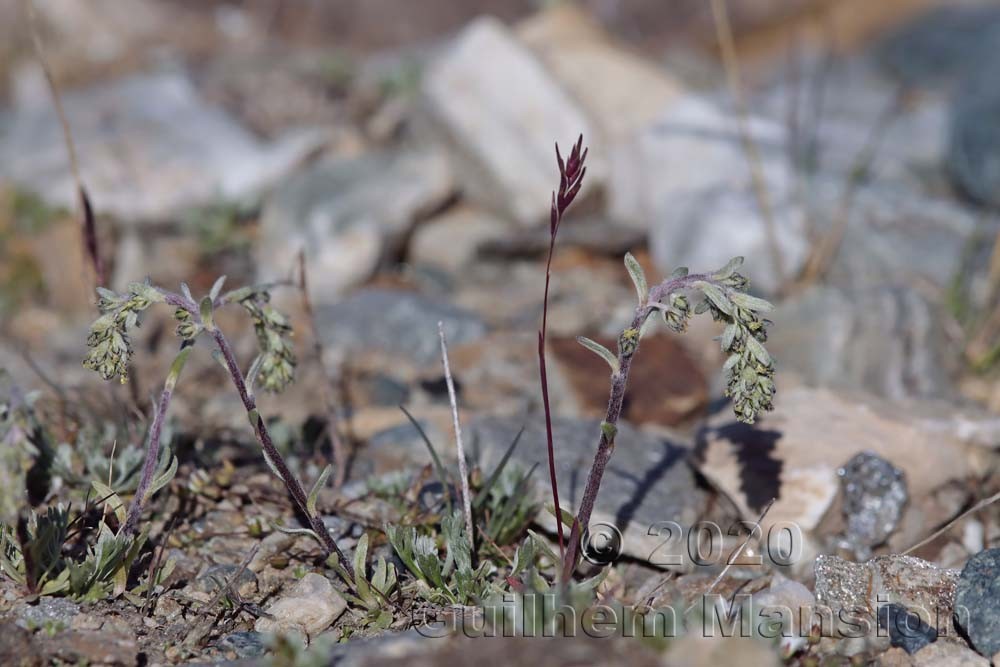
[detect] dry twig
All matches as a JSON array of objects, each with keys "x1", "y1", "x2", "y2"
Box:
[{"x1": 439, "y1": 321, "x2": 474, "y2": 551}]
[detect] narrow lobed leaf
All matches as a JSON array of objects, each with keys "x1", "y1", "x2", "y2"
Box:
[
  {"x1": 624, "y1": 252, "x2": 648, "y2": 306},
  {"x1": 699, "y1": 282, "x2": 732, "y2": 316},
  {"x1": 576, "y1": 336, "x2": 620, "y2": 374},
  {"x1": 712, "y1": 256, "x2": 744, "y2": 279},
  {"x1": 306, "y1": 465, "x2": 334, "y2": 516},
  {"x1": 729, "y1": 292, "x2": 774, "y2": 313}
]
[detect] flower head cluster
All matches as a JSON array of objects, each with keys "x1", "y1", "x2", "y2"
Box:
[
  {"x1": 240, "y1": 292, "x2": 296, "y2": 393},
  {"x1": 693, "y1": 264, "x2": 775, "y2": 424},
  {"x1": 173, "y1": 307, "x2": 200, "y2": 340},
  {"x1": 659, "y1": 292, "x2": 691, "y2": 333},
  {"x1": 84, "y1": 283, "x2": 162, "y2": 383}
]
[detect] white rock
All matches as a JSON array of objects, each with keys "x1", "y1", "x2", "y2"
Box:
[
  {"x1": 516, "y1": 4, "x2": 682, "y2": 142},
  {"x1": 421, "y1": 17, "x2": 601, "y2": 226},
  {"x1": 608, "y1": 94, "x2": 791, "y2": 227},
  {"x1": 254, "y1": 573, "x2": 346, "y2": 637},
  {"x1": 258, "y1": 149, "x2": 454, "y2": 298},
  {"x1": 751, "y1": 575, "x2": 816, "y2": 657},
  {"x1": 612, "y1": 95, "x2": 805, "y2": 293},
  {"x1": 650, "y1": 183, "x2": 810, "y2": 295}
]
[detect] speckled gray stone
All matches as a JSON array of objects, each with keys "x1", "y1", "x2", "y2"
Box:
[
  {"x1": 216, "y1": 631, "x2": 266, "y2": 658},
  {"x1": 837, "y1": 452, "x2": 908, "y2": 560},
  {"x1": 954, "y1": 548, "x2": 1000, "y2": 657},
  {"x1": 14, "y1": 597, "x2": 79, "y2": 631}
]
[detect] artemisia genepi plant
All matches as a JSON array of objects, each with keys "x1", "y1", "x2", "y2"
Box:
[
  {"x1": 538, "y1": 137, "x2": 777, "y2": 581},
  {"x1": 83, "y1": 277, "x2": 355, "y2": 581}
]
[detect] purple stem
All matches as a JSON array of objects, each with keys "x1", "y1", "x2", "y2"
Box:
[
  {"x1": 122, "y1": 381, "x2": 176, "y2": 535},
  {"x1": 208, "y1": 327, "x2": 355, "y2": 579},
  {"x1": 561, "y1": 272, "x2": 709, "y2": 580}
]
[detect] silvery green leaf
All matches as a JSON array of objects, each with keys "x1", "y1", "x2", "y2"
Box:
[
  {"x1": 669, "y1": 266, "x2": 689, "y2": 279},
  {"x1": 699, "y1": 282, "x2": 732, "y2": 315},
  {"x1": 272, "y1": 524, "x2": 319, "y2": 541},
  {"x1": 91, "y1": 480, "x2": 126, "y2": 524},
  {"x1": 723, "y1": 354, "x2": 740, "y2": 373},
  {"x1": 209, "y1": 275, "x2": 227, "y2": 301},
  {"x1": 624, "y1": 252, "x2": 648, "y2": 305},
  {"x1": 210, "y1": 349, "x2": 229, "y2": 372},
  {"x1": 354, "y1": 533, "x2": 370, "y2": 595},
  {"x1": 720, "y1": 323, "x2": 738, "y2": 351},
  {"x1": 146, "y1": 453, "x2": 178, "y2": 500},
  {"x1": 694, "y1": 297, "x2": 710, "y2": 314},
  {"x1": 96, "y1": 287, "x2": 119, "y2": 302},
  {"x1": 729, "y1": 292, "x2": 774, "y2": 313},
  {"x1": 576, "y1": 336, "x2": 619, "y2": 374},
  {"x1": 165, "y1": 346, "x2": 192, "y2": 392},
  {"x1": 639, "y1": 314, "x2": 656, "y2": 339},
  {"x1": 245, "y1": 354, "x2": 264, "y2": 397},
  {"x1": 526, "y1": 529, "x2": 560, "y2": 565},
  {"x1": 260, "y1": 446, "x2": 282, "y2": 478},
  {"x1": 199, "y1": 296, "x2": 214, "y2": 331},
  {"x1": 307, "y1": 465, "x2": 333, "y2": 515},
  {"x1": 511, "y1": 536, "x2": 535, "y2": 576},
  {"x1": 180, "y1": 283, "x2": 194, "y2": 303},
  {"x1": 712, "y1": 256, "x2": 744, "y2": 279},
  {"x1": 745, "y1": 336, "x2": 772, "y2": 366}
]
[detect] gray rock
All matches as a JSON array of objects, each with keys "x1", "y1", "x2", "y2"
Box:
[
  {"x1": 516, "y1": 4, "x2": 682, "y2": 143},
  {"x1": 877, "y1": 6, "x2": 1000, "y2": 87},
  {"x1": 14, "y1": 597, "x2": 79, "y2": 631},
  {"x1": 954, "y1": 548, "x2": 1000, "y2": 657},
  {"x1": 818, "y1": 183, "x2": 982, "y2": 293},
  {"x1": 216, "y1": 631, "x2": 266, "y2": 659},
  {"x1": 768, "y1": 285, "x2": 953, "y2": 399},
  {"x1": 0, "y1": 72, "x2": 322, "y2": 222},
  {"x1": 949, "y1": 70, "x2": 1000, "y2": 210},
  {"x1": 421, "y1": 17, "x2": 600, "y2": 226},
  {"x1": 254, "y1": 572, "x2": 347, "y2": 637},
  {"x1": 837, "y1": 452, "x2": 908, "y2": 561},
  {"x1": 193, "y1": 563, "x2": 259, "y2": 598},
  {"x1": 755, "y1": 55, "x2": 949, "y2": 191},
  {"x1": 321, "y1": 629, "x2": 431, "y2": 666},
  {"x1": 466, "y1": 415, "x2": 706, "y2": 569},
  {"x1": 258, "y1": 150, "x2": 454, "y2": 297},
  {"x1": 315, "y1": 288, "x2": 487, "y2": 365}
]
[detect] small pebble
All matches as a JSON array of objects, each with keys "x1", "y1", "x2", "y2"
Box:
[
  {"x1": 254, "y1": 572, "x2": 347, "y2": 637},
  {"x1": 877, "y1": 603, "x2": 937, "y2": 654}
]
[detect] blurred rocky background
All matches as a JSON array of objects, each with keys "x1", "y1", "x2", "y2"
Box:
[{"x1": 2, "y1": 0, "x2": 1000, "y2": 664}]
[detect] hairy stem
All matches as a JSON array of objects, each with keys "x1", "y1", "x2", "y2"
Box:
[
  {"x1": 561, "y1": 273, "x2": 709, "y2": 580},
  {"x1": 209, "y1": 326, "x2": 355, "y2": 579},
  {"x1": 123, "y1": 342, "x2": 191, "y2": 535}
]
